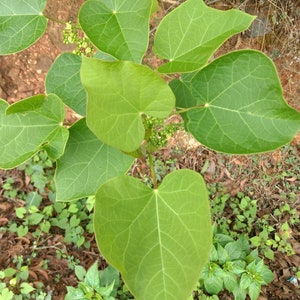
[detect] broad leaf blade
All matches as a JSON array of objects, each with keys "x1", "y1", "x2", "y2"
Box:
[
  {"x1": 170, "y1": 50, "x2": 300, "y2": 154},
  {"x1": 94, "y1": 170, "x2": 212, "y2": 300},
  {"x1": 0, "y1": 94, "x2": 66, "y2": 169},
  {"x1": 55, "y1": 118, "x2": 134, "y2": 202},
  {"x1": 46, "y1": 53, "x2": 86, "y2": 116},
  {"x1": 79, "y1": 0, "x2": 152, "y2": 63},
  {"x1": 81, "y1": 57, "x2": 175, "y2": 152},
  {"x1": 0, "y1": 0, "x2": 47, "y2": 54},
  {"x1": 84, "y1": 261, "x2": 101, "y2": 290},
  {"x1": 154, "y1": 0, "x2": 255, "y2": 73}
]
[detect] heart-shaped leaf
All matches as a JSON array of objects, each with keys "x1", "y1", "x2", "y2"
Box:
[
  {"x1": 46, "y1": 53, "x2": 86, "y2": 116},
  {"x1": 79, "y1": 0, "x2": 152, "y2": 63},
  {"x1": 81, "y1": 57, "x2": 175, "y2": 152},
  {"x1": 154, "y1": 0, "x2": 255, "y2": 73},
  {"x1": 0, "y1": 0, "x2": 47, "y2": 54},
  {"x1": 0, "y1": 94, "x2": 67, "y2": 169},
  {"x1": 94, "y1": 170, "x2": 212, "y2": 300},
  {"x1": 55, "y1": 118, "x2": 134, "y2": 202},
  {"x1": 170, "y1": 50, "x2": 300, "y2": 154}
]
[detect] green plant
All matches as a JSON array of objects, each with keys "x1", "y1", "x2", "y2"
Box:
[
  {"x1": 211, "y1": 191, "x2": 298, "y2": 261},
  {"x1": 250, "y1": 203, "x2": 299, "y2": 260},
  {"x1": 7, "y1": 196, "x2": 94, "y2": 248},
  {"x1": 211, "y1": 192, "x2": 258, "y2": 238},
  {"x1": 65, "y1": 261, "x2": 132, "y2": 300},
  {"x1": 195, "y1": 228, "x2": 274, "y2": 300},
  {"x1": 0, "y1": 256, "x2": 36, "y2": 300},
  {"x1": 2, "y1": 176, "x2": 19, "y2": 200},
  {"x1": 1, "y1": 0, "x2": 300, "y2": 299}
]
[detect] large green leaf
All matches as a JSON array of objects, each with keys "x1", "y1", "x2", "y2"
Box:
[
  {"x1": 79, "y1": 0, "x2": 152, "y2": 63},
  {"x1": 55, "y1": 118, "x2": 134, "y2": 202},
  {"x1": 0, "y1": 94, "x2": 67, "y2": 169},
  {"x1": 0, "y1": 0, "x2": 47, "y2": 54},
  {"x1": 153, "y1": 0, "x2": 255, "y2": 73},
  {"x1": 170, "y1": 50, "x2": 300, "y2": 154},
  {"x1": 45, "y1": 53, "x2": 86, "y2": 116},
  {"x1": 94, "y1": 170, "x2": 212, "y2": 300},
  {"x1": 81, "y1": 57, "x2": 175, "y2": 152}
]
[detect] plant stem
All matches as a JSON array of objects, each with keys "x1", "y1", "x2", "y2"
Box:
[
  {"x1": 43, "y1": 13, "x2": 66, "y2": 25},
  {"x1": 147, "y1": 152, "x2": 158, "y2": 189},
  {"x1": 174, "y1": 104, "x2": 207, "y2": 115}
]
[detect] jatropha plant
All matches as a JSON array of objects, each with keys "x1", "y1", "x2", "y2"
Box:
[{"x1": 1, "y1": 0, "x2": 299, "y2": 299}]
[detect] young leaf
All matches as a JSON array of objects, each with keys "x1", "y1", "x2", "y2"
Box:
[
  {"x1": 223, "y1": 273, "x2": 238, "y2": 292},
  {"x1": 46, "y1": 53, "x2": 86, "y2": 116},
  {"x1": 250, "y1": 236, "x2": 261, "y2": 247},
  {"x1": 94, "y1": 170, "x2": 212, "y2": 300},
  {"x1": 20, "y1": 282, "x2": 35, "y2": 294},
  {"x1": 232, "y1": 285, "x2": 247, "y2": 300},
  {"x1": 248, "y1": 281, "x2": 261, "y2": 300},
  {"x1": 263, "y1": 248, "x2": 274, "y2": 261},
  {"x1": 75, "y1": 265, "x2": 86, "y2": 281},
  {"x1": 100, "y1": 266, "x2": 120, "y2": 297},
  {"x1": 225, "y1": 241, "x2": 244, "y2": 261},
  {"x1": 0, "y1": 95, "x2": 67, "y2": 169},
  {"x1": 81, "y1": 57, "x2": 175, "y2": 152},
  {"x1": 3, "y1": 268, "x2": 17, "y2": 278},
  {"x1": 85, "y1": 261, "x2": 101, "y2": 291},
  {"x1": 0, "y1": 0, "x2": 47, "y2": 54},
  {"x1": 204, "y1": 277, "x2": 224, "y2": 295},
  {"x1": 27, "y1": 213, "x2": 44, "y2": 225},
  {"x1": 203, "y1": 265, "x2": 224, "y2": 295},
  {"x1": 79, "y1": 0, "x2": 152, "y2": 63},
  {"x1": 55, "y1": 119, "x2": 134, "y2": 202},
  {"x1": 171, "y1": 50, "x2": 300, "y2": 154},
  {"x1": 240, "y1": 273, "x2": 252, "y2": 290},
  {"x1": 260, "y1": 264, "x2": 274, "y2": 284},
  {"x1": 217, "y1": 244, "x2": 230, "y2": 265},
  {"x1": 154, "y1": 0, "x2": 255, "y2": 73},
  {"x1": 65, "y1": 286, "x2": 86, "y2": 300}
]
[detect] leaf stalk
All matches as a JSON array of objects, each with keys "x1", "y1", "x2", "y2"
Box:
[{"x1": 147, "y1": 152, "x2": 158, "y2": 189}]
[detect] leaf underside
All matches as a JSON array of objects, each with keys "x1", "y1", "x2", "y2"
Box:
[
  {"x1": 94, "y1": 170, "x2": 212, "y2": 300},
  {"x1": 170, "y1": 50, "x2": 300, "y2": 154},
  {"x1": 154, "y1": 0, "x2": 255, "y2": 73},
  {"x1": 55, "y1": 118, "x2": 134, "y2": 202},
  {"x1": 0, "y1": 0, "x2": 47, "y2": 54}
]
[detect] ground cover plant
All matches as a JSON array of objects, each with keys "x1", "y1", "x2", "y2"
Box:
[{"x1": 0, "y1": 0, "x2": 300, "y2": 299}]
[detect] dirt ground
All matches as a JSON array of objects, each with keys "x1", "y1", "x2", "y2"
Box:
[{"x1": 0, "y1": 0, "x2": 300, "y2": 299}]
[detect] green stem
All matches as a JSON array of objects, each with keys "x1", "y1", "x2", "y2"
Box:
[
  {"x1": 147, "y1": 152, "x2": 158, "y2": 189},
  {"x1": 174, "y1": 104, "x2": 207, "y2": 115},
  {"x1": 43, "y1": 14, "x2": 66, "y2": 25}
]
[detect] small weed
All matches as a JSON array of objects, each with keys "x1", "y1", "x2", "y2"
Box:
[
  {"x1": 210, "y1": 191, "x2": 299, "y2": 261},
  {"x1": 66, "y1": 261, "x2": 133, "y2": 300},
  {"x1": 211, "y1": 192, "x2": 257, "y2": 238},
  {"x1": 195, "y1": 227, "x2": 273, "y2": 300},
  {"x1": 251, "y1": 203, "x2": 299, "y2": 259},
  {"x1": 0, "y1": 256, "x2": 36, "y2": 299}
]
